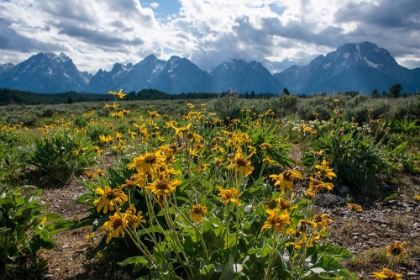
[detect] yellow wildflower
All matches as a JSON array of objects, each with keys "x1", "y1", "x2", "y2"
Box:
[
  {"x1": 387, "y1": 241, "x2": 407, "y2": 257},
  {"x1": 269, "y1": 170, "x2": 303, "y2": 193},
  {"x1": 148, "y1": 110, "x2": 160, "y2": 118},
  {"x1": 145, "y1": 178, "x2": 181, "y2": 198},
  {"x1": 189, "y1": 204, "x2": 208, "y2": 223},
  {"x1": 315, "y1": 160, "x2": 336, "y2": 180},
  {"x1": 228, "y1": 152, "x2": 254, "y2": 177},
  {"x1": 313, "y1": 213, "x2": 333, "y2": 231},
  {"x1": 261, "y1": 208, "x2": 291, "y2": 234},
  {"x1": 347, "y1": 203, "x2": 363, "y2": 212},
  {"x1": 309, "y1": 177, "x2": 334, "y2": 192},
  {"x1": 103, "y1": 211, "x2": 129, "y2": 243},
  {"x1": 127, "y1": 151, "x2": 165, "y2": 173},
  {"x1": 217, "y1": 186, "x2": 241, "y2": 206},
  {"x1": 372, "y1": 268, "x2": 403, "y2": 280},
  {"x1": 94, "y1": 186, "x2": 128, "y2": 214}
]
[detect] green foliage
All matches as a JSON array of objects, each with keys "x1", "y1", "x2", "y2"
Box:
[
  {"x1": 346, "y1": 100, "x2": 389, "y2": 123},
  {"x1": 260, "y1": 95, "x2": 298, "y2": 117},
  {"x1": 0, "y1": 186, "x2": 70, "y2": 278},
  {"x1": 306, "y1": 122, "x2": 391, "y2": 195},
  {"x1": 211, "y1": 93, "x2": 245, "y2": 121},
  {"x1": 0, "y1": 143, "x2": 30, "y2": 188},
  {"x1": 300, "y1": 104, "x2": 332, "y2": 121},
  {"x1": 31, "y1": 131, "x2": 96, "y2": 184}
]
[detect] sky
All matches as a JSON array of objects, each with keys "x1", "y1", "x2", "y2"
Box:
[{"x1": 0, "y1": 0, "x2": 419, "y2": 74}]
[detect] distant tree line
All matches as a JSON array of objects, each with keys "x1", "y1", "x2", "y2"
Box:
[{"x1": 1, "y1": 83, "x2": 418, "y2": 106}]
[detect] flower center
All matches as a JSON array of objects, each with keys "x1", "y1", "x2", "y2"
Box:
[
  {"x1": 192, "y1": 205, "x2": 203, "y2": 214},
  {"x1": 107, "y1": 189, "x2": 120, "y2": 199},
  {"x1": 156, "y1": 180, "x2": 169, "y2": 190},
  {"x1": 280, "y1": 200, "x2": 291, "y2": 210},
  {"x1": 283, "y1": 171, "x2": 293, "y2": 180},
  {"x1": 236, "y1": 157, "x2": 248, "y2": 167},
  {"x1": 112, "y1": 218, "x2": 123, "y2": 228},
  {"x1": 145, "y1": 154, "x2": 157, "y2": 164}
]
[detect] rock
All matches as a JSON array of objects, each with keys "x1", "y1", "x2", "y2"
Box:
[
  {"x1": 43, "y1": 274, "x2": 54, "y2": 279},
  {"x1": 368, "y1": 233, "x2": 379, "y2": 238},
  {"x1": 315, "y1": 193, "x2": 347, "y2": 208},
  {"x1": 380, "y1": 183, "x2": 395, "y2": 193},
  {"x1": 337, "y1": 185, "x2": 350, "y2": 195}
]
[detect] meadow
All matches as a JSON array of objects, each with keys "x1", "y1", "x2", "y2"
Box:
[{"x1": 1, "y1": 91, "x2": 420, "y2": 279}]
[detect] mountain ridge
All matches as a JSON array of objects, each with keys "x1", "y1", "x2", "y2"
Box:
[{"x1": 1, "y1": 42, "x2": 419, "y2": 94}]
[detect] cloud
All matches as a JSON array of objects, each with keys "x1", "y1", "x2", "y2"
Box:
[
  {"x1": 150, "y1": 2, "x2": 159, "y2": 9},
  {"x1": 0, "y1": 0, "x2": 419, "y2": 73},
  {"x1": 0, "y1": 18, "x2": 60, "y2": 53}
]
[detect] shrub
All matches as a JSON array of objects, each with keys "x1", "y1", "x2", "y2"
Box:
[
  {"x1": 31, "y1": 131, "x2": 96, "y2": 184},
  {"x1": 306, "y1": 121, "x2": 391, "y2": 195},
  {"x1": 0, "y1": 186, "x2": 70, "y2": 278}
]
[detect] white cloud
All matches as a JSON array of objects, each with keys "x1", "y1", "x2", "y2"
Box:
[
  {"x1": 0, "y1": 0, "x2": 419, "y2": 73},
  {"x1": 150, "y1": 2, "x2": 159, "y2": 9}
]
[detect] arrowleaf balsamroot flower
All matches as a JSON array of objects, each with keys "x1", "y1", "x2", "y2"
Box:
[
  {"x1": 103, "y1": 211, "x2": 129, "y2": 243},
  {"x1": 309, "y1": 176, "x2": 334, "y2": 192},
  {"x1": 315, "y1": 160, "x2": 337, "y2": 180},
  {"x1": 261, "y1": 208, "x2": 291, "y2": 234},
  {"x1": 126, "y1": 205, "x2": 146, "y2": 228},
  {"x1": 269, "y1": 170, "x2": 303, "y2": 193},
  {"x1": 313, "y1": 213, "x2": 333, "y2": 231},
  {"x1": 189, "y1": 204, "x2": 208, "y2": 223},
  {"x1": 108, "y1": 89, "x2": 126, "y2": 99},
  {"x1": 217, "y1": 186, "x2": 242, "y2": 206},
  {"x1": 372, "y1": 268, "x2": 403, "y2": 280},
  {"x1": 145, "y1": 178, "x2": 181, "y2": 198},
  {"x1": 228, "y1": 152, "x2": 254, "y2": 177},
  {"x1": 347, "y1": 203, "x2": 363, "y2": 212},
  {"x1": 128, "y1": 151, "x2": 166, "y2": 173},
  {"x1": 94, "y1": 185, "x2": 128, "y2": 214},
  {"x1": 387, "y1": 241, "x2": 407, "y2": 258}
]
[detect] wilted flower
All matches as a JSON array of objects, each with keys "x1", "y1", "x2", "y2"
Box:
[
  {"x1": 347, "y1": 203, "x2": 363, "y2": 212},
  {"x1": 387, "y1": 241, "x2": 407, "y2": 258},
  {"x1": 189, "y1": 204, "x2": 208, "y2": 223},
  {"x1": 372, "y1": 268, "x2": 402, "y2": 280}
]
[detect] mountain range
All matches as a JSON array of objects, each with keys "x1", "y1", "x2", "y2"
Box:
[{"x1": 1, "y1": 42, "x2": 419, "y2": 94}]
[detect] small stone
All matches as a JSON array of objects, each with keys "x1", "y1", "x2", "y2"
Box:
[
  {"x1": 43, "y1": 274, "x2": 54, "y2": 279},
  {"x1": 337, "y1": 185, "x2": 350, "y2": 195},
  {"x1": 368, "y1": 233, "x2": 379, "y2": 238},
  {"x1": 381, "y1": 224, "x2": 387, "y2": 228},
  {"x1": 380, "y1": 184, "x2": 395, "y2": 193},
  {"x1": 61, "y1": 244, "x2": 69, "y2": 249},
  {"x1": 362, "y1": 244, "x2": 370, "y2": 249},
  {"x1": 407, "y1": 272, "x2": 417, "y2": 277},
  {"x1": 413, "y1": 223, "x2": 419, "y2": 228}
]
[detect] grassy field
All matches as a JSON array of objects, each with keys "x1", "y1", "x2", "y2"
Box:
[{"x1": 1, "y1": 92, "x2": 420, "y2": 279}]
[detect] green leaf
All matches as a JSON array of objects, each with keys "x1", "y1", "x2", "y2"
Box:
[
  {"x1": 220, "y1": 253, "x2": 236, "y2": 280},
  {"x1": 200, "y1": 264, "x2": 217, "y2": 279},
  {"x1": 118, "y1": 255, "x2": 148, "y2": 268}
]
